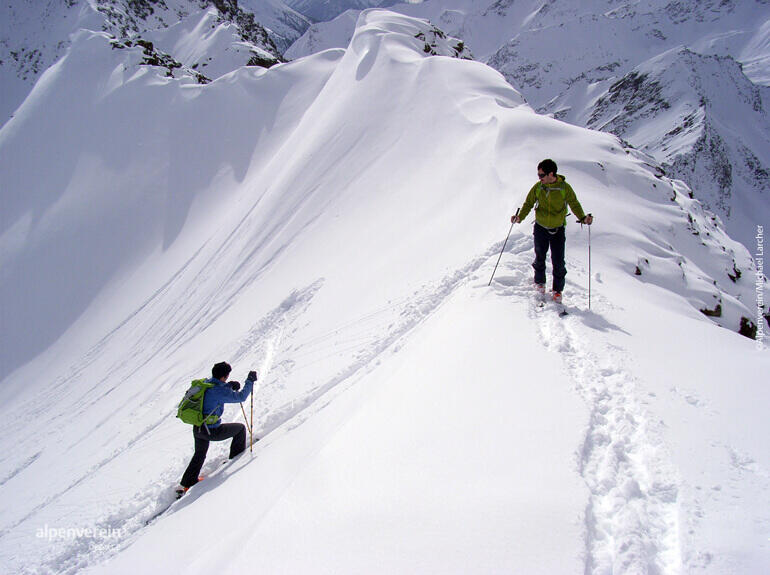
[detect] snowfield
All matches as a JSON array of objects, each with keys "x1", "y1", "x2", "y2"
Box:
[{"x1": 0, "y1": 8, "x2": 768, "y2": 575}]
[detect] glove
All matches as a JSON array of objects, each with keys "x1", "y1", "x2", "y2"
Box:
[
  {"x1": 229, "y1": 381, "x2": 241, "y2": 391},
  {"x1": 511, "y1": 214, "x2": 521, "y2": 224},
  {"x1": 580, "y1": 214, "x2": 593, "y2": 225},
  {"x1": 247, "y1": 370, "x2": 258, "y2": 382}
]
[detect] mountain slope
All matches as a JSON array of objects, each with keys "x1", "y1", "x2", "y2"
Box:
[
  {"x1": 482, "y1": 0, "x2": 770, "y2": 255},
  {"x1": 286, "y1": 0, "x2": 770, "y2": 254},
  {"x1": 285, "y1": 0, "x2": 398, "y2": 23},
  {"x1": 0, "y1": 8, "x2": 768, "y2": 575},
  {"x1": 570, "y1": 47, "x2": 769, "y2": 251},
  {"x1": 239, "y1": 0, "x2": 311, "y2": 53},
  {"x1": 0, "y1": 0, "x2": 85, "y2": 126},
  {"x1": 0, "y1": 0, "x2": 304, "y2": 126}
]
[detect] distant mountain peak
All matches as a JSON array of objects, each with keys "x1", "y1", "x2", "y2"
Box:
[{"x1": 0, "y1": 0, "x2": 308, "y2": 126}]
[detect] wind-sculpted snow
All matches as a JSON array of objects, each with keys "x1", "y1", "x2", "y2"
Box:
[
  {"x1": 288, "y1": 1, "x2": 770, "y2": 254},
  {"x1": 0, "y1": 8, "x2": 768, "y2": 575}
]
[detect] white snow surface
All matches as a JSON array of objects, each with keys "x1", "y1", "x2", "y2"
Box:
[{"x1": 0, "y1": 8, "x2": 768, "y2": 575}]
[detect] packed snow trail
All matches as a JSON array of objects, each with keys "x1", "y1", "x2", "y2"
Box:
[
  {"x1": 491, "y1": 233, "x2": 682, "y2": 574},
  {"x1": 22, "y1": 237, "x2": 530, "y2": 574},
  {"x1": 6, "y1": 214, "x2": 766, "y2": 575},
  {"x1": 15, "y1": 242, "x2": 503, "y2": 575},
  {"x1": 91, "y1": 232, "x2": 677, "y2": 575},
  {"x1": 86, "y1": 239, "x2": 590, "y2": 575}
]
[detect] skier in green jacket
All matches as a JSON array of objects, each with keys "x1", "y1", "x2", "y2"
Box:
[{"x1": 512, "y1": 159, "x2": 593, "y2": 303}]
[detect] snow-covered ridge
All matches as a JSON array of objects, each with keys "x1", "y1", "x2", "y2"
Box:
[
  {"x1": 287, "y1": 0, "x2": 770, "y2": 256},
  {"x1": 0, "y1": 0, "x2": 309, "y2": 126},
  {"x1": 287, "y1": 5, "x2": 472, "y2": 60},
  {"x1": 284, "y1": 8, "x2": 361, "y2": 59},
  {"x1": 88, "y1": 0, "x2": 289, "y2": 70},
  {"x1": 0, "y1": 8, "x2": 768, "y2": 575}
]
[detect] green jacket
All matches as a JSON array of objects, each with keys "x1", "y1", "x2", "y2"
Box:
[{"x1": 518, "y1": 175, "x2": 586, "y2": 229}]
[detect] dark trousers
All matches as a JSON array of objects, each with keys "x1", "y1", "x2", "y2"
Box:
[
  {"x1": 181, "y1": 423, "x2": 246, "y2": 487},
  {"x1": 533, "y1": 223, "x2": 567, "y2": 293}
]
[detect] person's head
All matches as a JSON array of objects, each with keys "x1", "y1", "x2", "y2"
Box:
[
  {"x1": 537, "y1": 159, "x2": 558, "y2": 183},
  {"x1": 212, "y1": 361, "x2": 232, "y2": 381}
]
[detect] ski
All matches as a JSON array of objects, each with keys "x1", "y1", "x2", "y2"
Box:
[
  {"x1": 533, "y1": 289, "x2": 569, "y2": 315},
  {"x1": 551, "y1": 291, "x2": 569, "y2": 316},
  {"x1": 146, "y1": 460, "x2": 226, "y2": 525},
  {"x1": 149, "y1": 445, "x2": 258, "y2": 524},
  {"x1": 145, "y1": 489, "x2": 179, "y2": 526},
  {"x1": 542, "y1": 302, "x2": 569, "y2": 316},
  {"x1": 550, "y1": 298, "x2": 569, "y2": 316},
  {"x1": 534, "y1": 290, "x2": 569, "y2": 316}
]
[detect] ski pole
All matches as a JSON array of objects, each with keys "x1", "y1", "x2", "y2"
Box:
[
  {"x1": 250, "y1": 382, "x2": 254, "y2": 453},
  {"x1": 587, "y1": 214, "x2": 592, "y2": 310},
  {"x1": 578, "y1": 213, "x2": 593, "y2": 309},
  {"x1": 240, "y1": 403, "x2": 252, "y2": 435},
  {"x1": 489, "y1": 208, "x2": 519, "y2": 286}
]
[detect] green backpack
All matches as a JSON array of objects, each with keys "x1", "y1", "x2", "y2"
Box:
[{"x1": 176, "y1": 379, "x2": 220, "y2": 426}]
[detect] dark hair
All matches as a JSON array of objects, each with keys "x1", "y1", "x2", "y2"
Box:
[
  {"x1": 538, "y1": 159, "x2": 558, "y2": 176},
  {"x1": 212, "y1": 361, "x2": 232, "y2": 380}
]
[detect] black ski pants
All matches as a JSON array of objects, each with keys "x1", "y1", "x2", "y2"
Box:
[
  {"x1": 533, "y1": 223, "x2": 567, "y2": 293},
  {"x1": 181, "y1": 423, "x2": 246, "y2": 488}
]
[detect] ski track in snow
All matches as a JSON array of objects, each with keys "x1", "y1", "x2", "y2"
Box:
[
  {"x1": 0, "y1": 451, "x2": 41, "y2": 487},
  {"x1": 5, "y1": 231, "x2": 690, "y2": 574},
  {"x1": 7, "y1": 241, "x2": 506, "y2": 575},
  {"x1": 242, "y1": 244, "x2": 508, "y2": 455},
  {"x1": 491, "y1": 234, "x2": 682, "y2": 575}
]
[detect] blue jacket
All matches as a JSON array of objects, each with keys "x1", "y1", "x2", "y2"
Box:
[{"x1": 201, "y1": 377, "x2": 255, "y2": 428}]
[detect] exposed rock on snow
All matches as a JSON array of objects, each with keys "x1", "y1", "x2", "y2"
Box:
[
  {"x1": 580, "y1": 48, "x2": 770, "y2": 252},
  {"x1": 0, "y1": 0, "x2": 304, "y2": 126}
]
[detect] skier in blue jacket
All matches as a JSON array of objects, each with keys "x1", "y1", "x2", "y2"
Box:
[{"x1": 179, "y1": 362, "x2": 257, "y2": 495}]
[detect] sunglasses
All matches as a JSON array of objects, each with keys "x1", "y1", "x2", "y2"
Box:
[{"x1": 537, "y1": 172, "x2": 547, "y2": 179}]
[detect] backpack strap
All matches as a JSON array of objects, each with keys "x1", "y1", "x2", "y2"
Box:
[
  {"x1": 537, "y1": 182, "x2": 567, "y2": 207},
  {"x1": 535, "y1": 182, "x2": 571, "y2": 226},
  {"x1": 195, "y1": 380, "x2": 220, "y2": 426}
]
